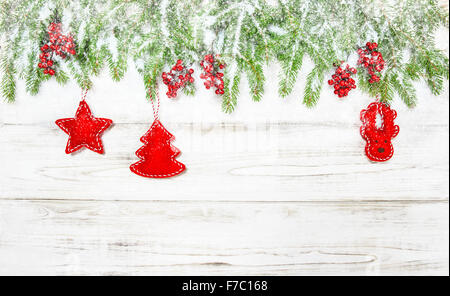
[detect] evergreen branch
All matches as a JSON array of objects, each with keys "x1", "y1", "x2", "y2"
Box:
[
  {"x1": 222, "y1": 70, "x2": 241, "y2": 113},
  {"x1": 303, "y1": 65, "x2": 325, "y2": 107},
  {"x1": 278, "y1": 46, "x2": 304, "y2": 98},
  {"x1": 0, "y1": 0, "x2": 447, "y2": 111},
  {"x1": 391, "y1": 72, "x2": 417, "y2": 107},
  {"x1": 1, "y1": 67, "x2": 15, "y2": 102}
]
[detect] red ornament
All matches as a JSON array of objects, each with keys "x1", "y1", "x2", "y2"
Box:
[
  {"x1": 55, "y1": 100, "x2": 113, "y2": 154},
  {"x1": 200, "y1": 54, "x2": 226, "y2": 95},
  {"x1": 130, "y1": 119, "x2": 186, "y2": 178},
  {"x1": 360, "y1": 101, "x2": 399, "y2": 162}
]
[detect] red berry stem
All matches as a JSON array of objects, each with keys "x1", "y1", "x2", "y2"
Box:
[
  {"x1": 38, "y1": 22, "x2": 76, "y2": 76},
  {"x1": 199, "y1": 54, "x2": 225, "y2": 95},
  {"x1": 357, "y1": 42, "x2": 385, "y2": 84},
  {"x1": 328, "y1": 61, "x2": 357, "y2": 98},
  {"x1": 162, "y1": 59, "x2": 195, "y2": 98}
]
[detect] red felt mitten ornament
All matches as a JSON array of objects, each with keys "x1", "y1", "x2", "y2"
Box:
[
  {"x1": 130, "y1": 89, "x2": 185, "y2": 178},
  {"x1": 55, "y1": 90, "x2": 112, "y2": 154},
  {"x1": 360, "y1": 101, "x2": 399, "y2": 162}
]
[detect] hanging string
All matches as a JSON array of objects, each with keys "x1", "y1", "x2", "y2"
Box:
[
  {"x1": 149, "y1": 86, "x2": 160, "y2": 121},
  {"x1": 81, "y1": 88, "x2": 88, "y2": 101}
]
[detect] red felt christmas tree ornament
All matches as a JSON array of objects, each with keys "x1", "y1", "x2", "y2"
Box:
[
  {"x1": 360, "y1": 100, "x2": 399, "y2": 162},
  {"x1": 55, "y1": 89, "x2": 113, "y2": 154},
  {"x1": 130, "y1": 88, "x2": 186, "y2": 178}
]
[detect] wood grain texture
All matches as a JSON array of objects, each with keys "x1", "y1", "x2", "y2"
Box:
[{"x1": 0, "y1": 200, "x2": 447, "y2": 275}]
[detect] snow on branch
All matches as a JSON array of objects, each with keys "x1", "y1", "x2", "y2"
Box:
[{"x1": 0, "y1": 0, "x2": 448, "y2": 111}]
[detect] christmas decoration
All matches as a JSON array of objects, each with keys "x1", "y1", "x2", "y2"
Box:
[
  {"x1": 327, "y1": 62, "x2": 357, "y2": 98},
  {"x1": 200, "y1": 54, "x2": 226, "y2": 95},
  {"x1": 162, "y1": 60, "x2": 194, "y2": 98},
  {"x1": 130, "y1": 89, "x2": 185, "y2": 178},
  {"x1": 357, "y1": 42, "x2": 385, "y2": 84},
  {"x1": 38, "y1": 22, "x2": 76, "y2": 76},
  {"x1": 55, "y1": 91, "x2": 113, "y2": 154},
  {"x1": 360, "y1": 101, "x2": 399, "y2": 162},
  {"x1": 0, "y1": 1, "x2": 448, "y2": 110}
]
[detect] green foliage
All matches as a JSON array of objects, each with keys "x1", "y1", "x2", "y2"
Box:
[
  {"x1": 1, "y1": 58, "x2": 15, "y2": 102},
  {"x1": 0, "y1": 0, "x2": 448, "y2": 112}
]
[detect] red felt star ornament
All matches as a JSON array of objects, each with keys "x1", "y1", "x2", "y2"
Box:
[{"x1": 55, "y1": 101, "x2": 113, "y2": 154}]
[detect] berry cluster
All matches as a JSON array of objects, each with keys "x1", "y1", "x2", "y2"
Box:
[
  {"x1": 162, "y1": 60, "x2": 194, "y2": 98},
  {"x1": 199, "y1": 54, "x2": 226, "y2": 95},
  {"x1": 357, "y1": 42, "x2": 385, "y2": 84},
  {"x1": 328, "y1": 62, "x2": 357, "y2": 98},
  {"x1": 38, "y1": 22, "x2": 76, "y2": 76}
]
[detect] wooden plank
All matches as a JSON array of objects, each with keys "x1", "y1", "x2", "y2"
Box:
[
  {"x1": 0, "y1": 200, "x2": 447, "y2": 275},
  {"x1": 0, "y1": 122, "x2": 448, "y2": 201}
]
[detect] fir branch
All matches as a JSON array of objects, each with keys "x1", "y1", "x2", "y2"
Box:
[
  {"x1": 0, "y1": 0, "x2": 447, "y2": 111},
  {"x1": 391, "y1": 72, "x2": 417, "y2": 107},
  {"x1": 1, "y1": 64, "x2": 15, "y2": 102},
  {"x1": 222, "y1": 71, "x2": 241, "y2": 113}
]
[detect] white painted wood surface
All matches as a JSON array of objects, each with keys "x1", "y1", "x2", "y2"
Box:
[{"x1": 0, "y1": 29, "x2": 448, "y2": 275}]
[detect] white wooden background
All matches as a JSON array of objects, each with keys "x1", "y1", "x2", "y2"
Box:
[{"x1": 0, "y1": 26, "x2": 448, "y2": 276}]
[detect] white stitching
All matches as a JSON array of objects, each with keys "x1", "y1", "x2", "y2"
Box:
[
  {"x1": 130, "y1": 120, "x2": 185, "y2": 178},
  {"x1": 360, "y1": 102, "x2": 399, "y2": 162},
  {"x1": 55, "y1": 101, "x2": 112, "y2": 154}
]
